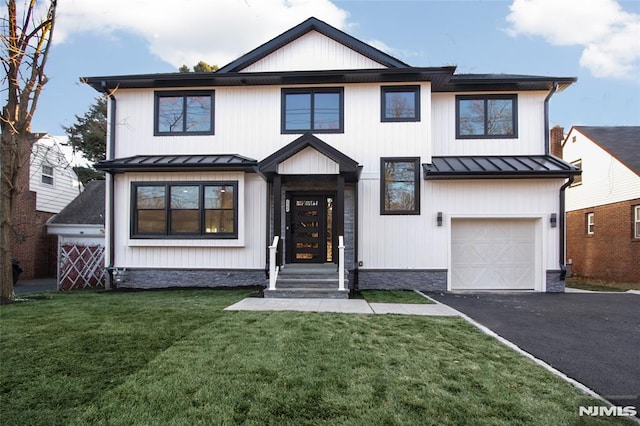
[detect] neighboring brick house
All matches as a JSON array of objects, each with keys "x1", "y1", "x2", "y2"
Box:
[
  {"x1": 562, "y1": 126, "x2": 640, "y2": 284},
  {"x1": 11, "y1": 135, "x2": 81, "y2": 280},
  {"x1": 85, "y1": 17, "x2": 579, "y2": 295}
]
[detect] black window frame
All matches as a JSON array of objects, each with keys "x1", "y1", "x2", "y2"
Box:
[
  {"x1": 281, "y1": 87, "x2": 344, "y2": 134},
  {"x1": 455, "y1": 94, "x2": 518, "y2": 139},
  {"x1": 380, "y1": 157, "x2": 421, "y2": 215},
  {"x1": 154, "y1": 91, "x2": 215, "y2": 136},
  {"x1": 131, "y1": 181, "x2": 238, "y2": 239},
  {"x1": 381, "y1": 85, "x2": 420, "y2": 122}
]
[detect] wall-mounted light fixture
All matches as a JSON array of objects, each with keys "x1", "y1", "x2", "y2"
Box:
[
  {"x1": 550, "y1": 213, "x2": 557, "y2": 228},
  {"x1": 437, "y1": 212, "x2": 443, "y2": 227}
]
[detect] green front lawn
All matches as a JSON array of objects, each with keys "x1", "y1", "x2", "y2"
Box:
[
  {"x1": 357, "y1": 289, "x2": 434, "y2": 304},
  {"x1": 0, "y1": 290, "x2": 627, "y2": 425}
]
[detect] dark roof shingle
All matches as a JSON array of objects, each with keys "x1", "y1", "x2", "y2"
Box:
[
  {"x1": 574, "y1": 126, "x2": 640, "y2": 176},
  {"x1": 48, "y1": 180, "x2": 105, "y2": 225}
]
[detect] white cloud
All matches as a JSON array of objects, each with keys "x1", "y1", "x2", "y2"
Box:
[
  {"x1": 506, "y1": 0, "x2": 640, "y2": 79},
  {"x1": 54, "y1": 0, "x2": 349, "y2": 69}
]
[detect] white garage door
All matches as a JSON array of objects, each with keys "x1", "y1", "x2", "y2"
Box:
[{"x1": 451, "y1": 219, "x2": 537, "y2": 290}]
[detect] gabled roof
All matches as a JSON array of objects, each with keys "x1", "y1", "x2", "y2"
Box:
[
  {"x1": 48, "y1": 180, "x2": 105, "y2": 225},
  {"x1": 423, "y1": 155, "x2": 580, "y2": 180},
  {"x1": 571, "y1": 126, "x2": 640, "y2": 176},
  {"x1": 259, "y1": 133, "x2": 361, "y2": 182},
  {"x1": 217, "y1": 17, "x2": 409, "y2": 73},
  {"x1": 95, "y1": 154, "x2": 258, "y2": 173}
]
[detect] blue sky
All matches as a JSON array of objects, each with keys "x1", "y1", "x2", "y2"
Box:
[{"x1": 31, "y1": 0, "x2": 640, "y2": 135}]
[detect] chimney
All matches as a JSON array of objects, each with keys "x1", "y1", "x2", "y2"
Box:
[{"x1": 550, "y1": 125, "x2": 564, "y2": 158}]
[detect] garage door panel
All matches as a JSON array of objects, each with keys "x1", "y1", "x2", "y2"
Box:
[{"x1": 452, "y1": 219, "x2": 536, "y2": 290}]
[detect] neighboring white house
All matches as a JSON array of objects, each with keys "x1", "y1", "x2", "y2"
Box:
[
  {"x1": 85, "y1": 17, "x2": 579, "y2": 294},
  {"x1": 11, "y1": 134, "x2": 82, "y2": 279},
  {"x1": 29, "y1": 135, "x2": 82, "y2": 213},
  {"x1": 562, "y1": 126, "x2": 640, "y2": 283}
]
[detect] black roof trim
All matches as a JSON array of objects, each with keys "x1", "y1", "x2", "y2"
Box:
[
  {"x1": 95, "y1": 154, "x2": 258, "y2": 174},
  {"x1": 217, "y1": 17, "x2": 409, "y2": 73},
  {"x1": 443, "y1": 74, "x2": 576, "y2": 92},
  {"x1": 570, "y1": 126, "x2": 640, "y2": 176},
  {"x1": 422, "y1": 155, "x2": 581, "y2": 180},
  {"x1": 82, "y1": 67, "x2": 458, "y2": 92},
  {"x1": 259, "y1": 133, "x2": 361, "y2": 182}
]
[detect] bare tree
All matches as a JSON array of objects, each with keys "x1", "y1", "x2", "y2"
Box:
[{"x1": 1, "y1": 0, "x2": 57, "y2": 303}]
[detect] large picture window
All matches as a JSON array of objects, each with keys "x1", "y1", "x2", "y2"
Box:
[
  {"x1": 282, "y1": 88, "x2": 343, "y2": 133},
  {"x1": 132, "y1": 182, "x2": 237, "y2": 238},
  {"x1": 154, "y1": 91, "x2": 214, "y2": 135},
  {"x1": 381, "y1": 158, "x2": 420, "y2": 215},
  {"x1": 456, "y1": 95, "x2": 517, "y2": 138},
  {"x1": 381, "y1": 85, "x2": 420, "y2": 122}
]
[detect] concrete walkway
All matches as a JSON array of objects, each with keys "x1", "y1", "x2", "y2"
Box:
[{"x1": 224, "y1": 296, "x2": 460, "y2": 316}]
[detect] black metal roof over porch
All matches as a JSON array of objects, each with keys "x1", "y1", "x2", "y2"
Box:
[
  {"x1": 95, "y1": 154, "x2": 258, "y2": 173},
  {"x1": 422, "y1": 155, "x2": 581, "y2": 180}
]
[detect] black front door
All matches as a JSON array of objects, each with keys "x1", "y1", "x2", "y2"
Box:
[{"x1": 288, "y1": 194, "x2": 334, "y2": 263}]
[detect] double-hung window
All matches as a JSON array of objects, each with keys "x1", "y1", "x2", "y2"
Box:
[
  {"x1": 281, "y1": 88, "x2": 343, "y2": 133},
  {"x1": 41, "y1": 164, "x2": 54, "y2": 185},
  {"x1": 586, "y1": 212, "x2": 595, "y2": 235},
  {"x1": 154, "y1": 91, "x2": 214, "y2": 135},
  {"x1": 634, "y1": 206, "x2": 640, "y2": 239},
  {"x1": 381, "y1": 158, "x2": 420, "y2": 215},
  {"x1": 381, "y1": 85, "x2": 420, "y2": 122},
  {"x1": 132, "y1": 182, "x2": 237, "y2": 238},
  {"x1": 456, "y1": 94, "x2": 517, "y2": 138}
]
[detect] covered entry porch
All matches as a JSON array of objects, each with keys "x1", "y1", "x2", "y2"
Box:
[{"x1": 258, "y1": 134, "x2": 361, "y2": 297}]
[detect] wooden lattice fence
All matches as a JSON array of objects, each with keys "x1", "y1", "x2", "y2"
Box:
[{"x1": 59, "y1": 244, "x2": 105, "y2": 291}]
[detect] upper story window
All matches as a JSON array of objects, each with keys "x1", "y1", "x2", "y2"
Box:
[
  {"x1": 381, "y1": 85, "x2": 420, "y2": 122},
  {"x1": 132, "y1": 181, "x2": 237, "y2": 239},
  {"x1": 41, "y1": 164, "x2": 54, "y2": 185},
  {"x1": 381, "y1": 157, "x2": 420, "y2": 215},
  {"x1": 154, "y1": 91, "x2": 214, "y2": 136},
  {"x1": 570, "y1": 159, "x2": 582, "y2": 186},
  {"x1": 281, "y1": 88, "x2": 343, "y2": 133},
  {"x1": 634, "y1": 206, "x2": 640, "y2": 239},
  {"x1": 456, "y1": 94, "x2": 517, "y2": 139}
]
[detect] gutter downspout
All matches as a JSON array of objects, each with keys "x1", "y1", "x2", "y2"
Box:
[
  {"x1": 558, "y1": 175, "x2": 574, "y2": 280},
  {"x1": 103, "y1": 82, "x2": 117, "y2": 289},
  {"x1": 543, "y1": 82, "x2": 558, "y2": 155}
]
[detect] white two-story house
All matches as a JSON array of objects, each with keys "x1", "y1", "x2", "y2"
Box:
[{"x1": 87, "y1": 17, "x2": 579, "y2": 295}]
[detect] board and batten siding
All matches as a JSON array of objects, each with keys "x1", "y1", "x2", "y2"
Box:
[
  {"x1": 111, "y1": 83, "x2": 433, "y2": 171},
  {"x1": 240, "y1": 31, "x2": 387, "y2": 73},
  {"x1": 431, "y1": 92, "x2": 547, "y2": 156},
  {"x1": 111, "y1": 171, "x2": 266, "y2": 269},
  {"x1": 358, "y1": 178, "x2": 562, "y2": 271},
  {"x1": 29, "y1": 141, "x2": 81, "y2": 213},
  {"x1": 563, "y1": 130, "x2": 640, "y2": 211}
]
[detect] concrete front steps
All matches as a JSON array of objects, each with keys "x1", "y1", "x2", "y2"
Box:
[{"x1": 263, "y1": 264, "x2": 349, "y2": 299}]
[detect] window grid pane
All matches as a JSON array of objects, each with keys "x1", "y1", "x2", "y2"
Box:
[
  {"x1": 385, "y1": 91, "x2": 416, "y2": 119},
  {"x1": 382, "y1": 159, "x2": 419, "y2": 214},
  {"x1": 285, "y1": 93, "x2": 311, "y2": 130},
  {"x1": 133, "y1": 183, "x2": 236, "y2": 238},
  {"x1": 313, "y1": 92, "x2": 340, "y2": 130},
  {"x1": 157, "y1": 96, "x2": 184, "y2": 133},
  {"x1": 185, "y1": 96, "x2": 212, "y2": 132},
  {"x1": 457, "y1": 96, "x2": 516, "y2": 138}
]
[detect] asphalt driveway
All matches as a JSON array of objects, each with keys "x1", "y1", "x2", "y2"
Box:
[{"x1": 430, "y1": 292, "x2": 640, "y2": 412}]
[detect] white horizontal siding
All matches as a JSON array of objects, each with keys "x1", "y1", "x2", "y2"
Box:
[
  {"x1": 358, "y1": 178, "x2": 562, "y2": 272},
  {"x1": 113, "y1": 83, "x2": 433, "y2": 171},
  {"x1": 241, "y1": 31, "x2": 387, "y2": 72},
  {"x1": 29, "y1": 141, "x2": 81, "y2": 213},
  {"x1": 431, "y1": 91, "x2": 547, "y2": 156},
  {"x1": 563, "y1": 129, "x2": 640, "y2": 211},
  {"x1": 112, "y1": 172, "x2": 266, "y2": 269}
]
